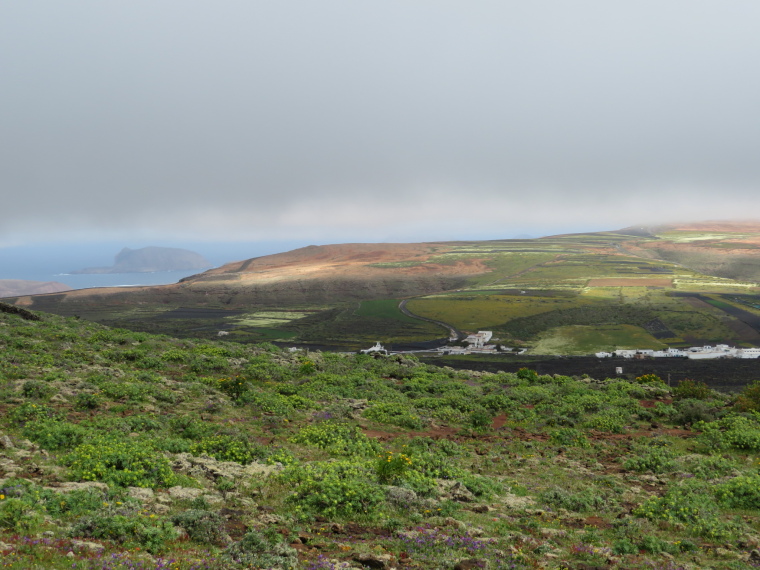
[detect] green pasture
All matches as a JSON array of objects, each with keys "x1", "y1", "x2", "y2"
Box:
[
  {"x1": 355, "y1": 299, "x2": 419, "y2": 323},
  {"x1": 407, "y1": 295, "x2": 587, "y2": 331},
  {"x1": 529, "y1": 324, "x2": 667, "y2": 355}
]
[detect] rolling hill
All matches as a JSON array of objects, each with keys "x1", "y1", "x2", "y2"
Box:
[{"x1": 4, "y1": 221, "x2": 760, "y2": 352}]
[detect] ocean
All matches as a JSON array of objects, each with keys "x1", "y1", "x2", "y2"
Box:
[{"x1": 0, "y1": 239, "x2": 309, "y2": 292}]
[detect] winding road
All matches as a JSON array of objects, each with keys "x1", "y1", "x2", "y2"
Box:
[{"x1": 398, "y1": 299, "x2": 465, "y2": 341}]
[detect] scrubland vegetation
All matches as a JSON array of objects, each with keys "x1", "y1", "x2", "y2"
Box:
[{"x1": 3, "y1": 305, "x2": 760, "y2": 568}]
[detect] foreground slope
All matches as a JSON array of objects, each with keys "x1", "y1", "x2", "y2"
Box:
[{"x1": 3, "y1": 304, "x2": 760, "y2": 568}]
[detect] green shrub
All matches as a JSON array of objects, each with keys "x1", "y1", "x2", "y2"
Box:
[
  {"x1": 672, "y1": 398, "x2": 718, "y2": 425},
  {"x1": 290, "y1": 422, "x2": 380, "y2": 457},
  {"x1": 279, "y1": 460, "x2": 384, "y2": 518},
  {"x1": 190, "y1": 434, "x2": 267, "y2": 465},
  {"x1": 582, "y1": 410, "x2": 627, "y2": 434},
  {"x1": 541, "y1": 486, "x2": 607, "y2": 513},
  {"x1": 171, "y1": 509, "x2": 228, "y2": 545},
  {"x1": 223, "y1": 529, "x2": 298, "y2": 569},
  {"x1": 364, "y1": 402, "x2": 425, "y2": 430},
  {"x1": 696, "y1": 413, "x2": 760, "y2": 451},
  {"x1": 21, "y1": 379, "x2": 54, "y2": 400},
  {"x1": 0, "y1": 497, "x2": 42, "y2": 531},
  {"x1": 673, "y1": 378, "x2": 712, "y2": 401},
  {"x1": 680, "y1": 454, "x2": 737, "y2": 479},
  {"x1": 23, "y1": 419, "x2": 89, "y2": 451},
  {"x1": 715, "y1": 475, "x2": 760, "y2": 509},
  {"x1": 623, "y1": 445, "x2": 677, "y2": 474},
  {"x1": 517, "y1": 368, "x2": 539, "y2": 382},
  {"x1": 74, "y1": 392, "x2": 102, "y2": 410},
  {"x1": 71, "y1": 510, "x2": 177, "y2": 553},
  {"x1": 549, "y1": 427, "x2": 590, "y2": 448},
  {"x1": 634, "y1": 481, "x2": 738, "y2": 540},
  {"x1": 208, "y1": 375, "x2": 250, "y2": 400},
  {"x1": 63, "y1": 434, "x2": 177, "y2": 488},
  {"x1": 634, "y1": 373, "x2": 664, "y2": 385},
  {"x1": 376, "y1": 450, "x2": 412, "y2": 484},
  {"x1": 735, "y1": 381, "x2": 760, "y2": 412},
  {"x1": 467, "y1": 408, "x2": 493, "y2": 430},
  {"x1": 9, "y1": 401, "x2": 58, "y2": 425}
]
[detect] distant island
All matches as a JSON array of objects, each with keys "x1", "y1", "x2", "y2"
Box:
[
  {"x1": 72, "y1": 246, "x2": 211, "y2": 274},
  {"x1": 0, "y1": 280, "x2": 71, "y2": 297}
]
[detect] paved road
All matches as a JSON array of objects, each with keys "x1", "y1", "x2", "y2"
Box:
[{"x1": 399, "y1": 299, "x2": 465, "y2": 341}]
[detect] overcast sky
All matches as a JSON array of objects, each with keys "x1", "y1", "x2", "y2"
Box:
[{"x1": 2, "y1": 1, "x2": 760, "y2": 249}]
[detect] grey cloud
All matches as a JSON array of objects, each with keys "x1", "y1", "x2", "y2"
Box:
[{"x1": 2, "y1": 1, "x2": 760, "y2": 245}]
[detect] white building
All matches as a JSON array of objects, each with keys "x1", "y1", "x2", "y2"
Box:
[
  {"x1": 361, "y1": 342, "x2": 388, "y2": 355},
  {"x1": 464, "y1": 331, "x2": 493, "y2": 348}
]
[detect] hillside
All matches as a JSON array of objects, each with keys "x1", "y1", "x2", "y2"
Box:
[
  {"x1": 4, "y1": 222, "x2": 760, "y2": 352},
  {"x1": 72, "y1": 246, "x2": 211, "y2": 274},
  {"x1": 3, "y1": 304, "x2": 760, "y2": 568},
  {"x1": 0, "y1": 279, "x2": 71, "y2": 297}
]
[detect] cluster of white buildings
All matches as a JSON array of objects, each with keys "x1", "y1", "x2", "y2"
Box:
[{"x1": 596, "y1": 345, "x2": 760, "y2": 360}]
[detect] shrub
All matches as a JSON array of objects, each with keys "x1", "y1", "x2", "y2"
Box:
[
  {"x1": 633, "y1": 481, "x2": 738, "y2": 540},
  {"x1": 224, "y1": 529, "x2": 298, "y2": 569},
  {"x1": 582, "y1": 410, "x2": 627, "y2": 434},
  {"x1": 279, "y1": 461, "x2": 384, "y2": 518},
  {"x1": 9, "y1": 402, "x2": 58, "y2": 425},
  {"x1": 171, "y1": 509, "x2": 228, "y2": 545},
  {"x1": 715, "y1": 475, "x2": 760, "y2": 509},
  {"x1": 0, "y1": 497, "x2": 42, "y2": 531},
  {"x1": 623, "y1": 444, "x2": 677, "y2": 474},
  {"x1": 635, "y1": 374, "x2": 664, "y2": 385},
  {"x1": 74, "y1": 392, "x2": 102, "y2": 410},
  {"x1": 735, "y1": 381, "x2": 760, "y2": 412},
  {"x1": 290, "y1": 422, "x2": 380, "y2": 457},
  {"x1": 696, "y1": 413, "x2": 760, "y2": 451},
  {"x1": 541, "y1": 486, "x2": 607, "y2": 513},
  {"x1": 364, "y1": 402, "x2": 425, "y2": 430},
  {"x1": 190, "y1": 434, "x2": 267, "y2": 465},
  {"x1": 672, "y1": 398, "x2": 718, "y2": 425},
  {"x1": 23, "y1": 418, "x2": 89, "y2": 451},
  {"x1": 71, "y1": 510, "x2": 177, "y2": 553},
  {"x1": 516, "y1": 368, "x2": 539, "y2": 382},
  {"x1": 376, "y1": 451, "x2": 412, "y2": 484},
  {"x1": 672, "y1": 379, "x2": 712, "y2": 401},
  {"x1": 63, "y1": 434, "x2": 177, "y2": 488},
  {"x1": 21, "y1": 380, "x2": 54, "y2": 400},
  {"x1": 467, "y1": 408, "x2": 493, "y2": 430},
  {"x1": 549, "y1": 427, "x2": 590, "y2": 448},
  {"x1": 211, "y1": 375, "x2": 250, "y2": 400}
]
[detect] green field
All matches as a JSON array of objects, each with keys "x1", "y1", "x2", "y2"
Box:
[{"x1": 529, "y1": 324, "x2": 667, "y2": 355}]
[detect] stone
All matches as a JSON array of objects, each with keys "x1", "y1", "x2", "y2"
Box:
[
  {"x1": 454, "y1": 559, "x2": 489, "y2": 570},
  {"x1": 499, "y1": 493, "x2": 535, "y2": 510},
  {"x1": 167, "y1": 486, "x2": 204, "y2": 501},
  {"x1": 0, "y1": 435, "x2": 15, "y2": 449},
  {"x1": 353, "y1": 552, "x2": 393, "y2": 569},
  {"x1": 539, "y1": 527, "x2": 567, "y2": 539},
  {"x1": 0, "y1": 542, "x2": 13, "y2": 552},
  {"x1": 127, "y1": 487, "x2": 155, "y2": 502},
  {"x1": 55, "y1": 481, "x2": 109, "y2": 493},
  {"x1": 71, "y1": 540, "x2": 105, "y2": 552},
  {"x1": 385, "y1": 485, "x2": 418, "y2": 506}
]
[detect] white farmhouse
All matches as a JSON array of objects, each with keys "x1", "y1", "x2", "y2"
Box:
[{"x1": 464, "y1": 331, "x2": 493, "y2": 348}]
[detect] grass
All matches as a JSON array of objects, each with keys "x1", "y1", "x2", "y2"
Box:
[
  {"x1": 354, "y1": 299, "x2": 418, "y2": 323},
  {"x1": 407, "y1": 295, "x2": 585, "y2": 331},
  {"x1": 529, "y1": 324, "x2": 667, "y2": 355}
]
